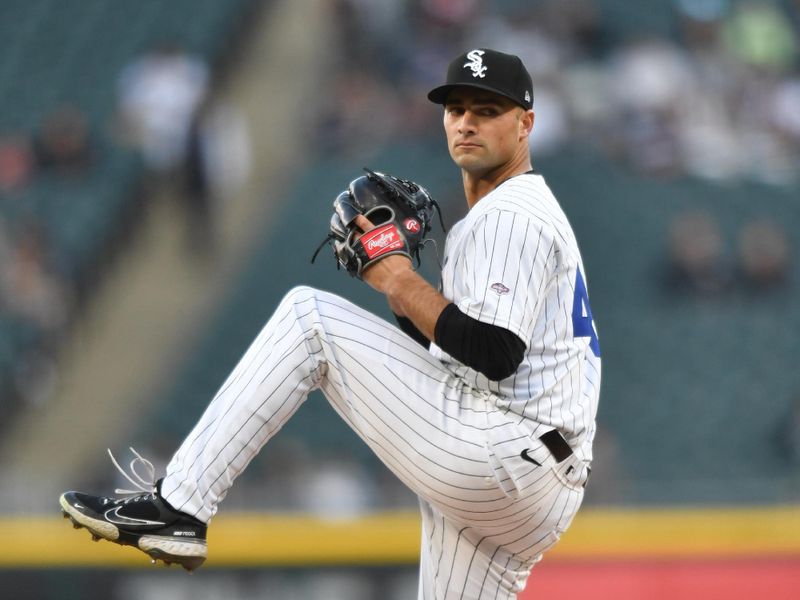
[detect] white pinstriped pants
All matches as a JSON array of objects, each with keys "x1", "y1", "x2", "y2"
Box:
[{"x1": 161, "y1": 286, "x2": 588, "y2": 599}]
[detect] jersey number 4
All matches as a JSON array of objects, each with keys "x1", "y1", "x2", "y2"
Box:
[{"x1": 572, "y1": 268, "x2": 601, "y2": 357}]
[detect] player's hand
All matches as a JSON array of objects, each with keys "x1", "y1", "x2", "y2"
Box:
[{"x1": 354, "y1": 215, "x2": 414, "y2": 295}]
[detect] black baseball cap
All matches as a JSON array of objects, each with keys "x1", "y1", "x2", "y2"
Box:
[{"x1": 427, "y1": 48, "x2": 533, "y2": 110}]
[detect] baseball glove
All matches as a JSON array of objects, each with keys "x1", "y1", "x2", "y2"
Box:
[{"x1": 311, "y1": 168, "x2": 444, "y2": 279}]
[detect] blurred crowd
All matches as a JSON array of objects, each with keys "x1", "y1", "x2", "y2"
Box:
[
  {"x1": 0, "y1": 104, "x2": 94, "y2": 193},
  {"x1": 322, "y1": 0, "x2": 800, "y2": 187},
  {"x1": 321, "y1": 0, "x2": 798, "y2": 306},
  {"x1": 666, "y1": 208, "x2": 792, "y2": 296},
  {"x1": 0, "y1": 38, "x2": 249, "y2": 416},
  {"x1": 1, "y1": 0, "x2": 798, "y2": 509},
  {"x1": 0, "y1": 103, "x2": 94, "y2": 339},
  {"x1": 0, "y1": 104, "x2": 94, "y2": 411}
]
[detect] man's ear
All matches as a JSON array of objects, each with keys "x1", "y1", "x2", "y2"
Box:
[{"x1": 520, "y1": 109, "x2": 535, "y2": 139}]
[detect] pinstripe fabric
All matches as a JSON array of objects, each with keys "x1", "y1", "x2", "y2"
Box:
[
  {"x1": 432, "y1": 174, "x2": 601, "y2": 461},
  {"x1": 161, "y1": 174, "x2": 599, "y2": 599}
]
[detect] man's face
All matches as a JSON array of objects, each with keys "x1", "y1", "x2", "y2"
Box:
[{"x1": 443, "y1": 87, "x2": 533, "y2": 175}]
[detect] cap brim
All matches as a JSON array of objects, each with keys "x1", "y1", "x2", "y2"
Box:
[{"x1": 427, "y1": 83, "x2": 528, "y2": 109}]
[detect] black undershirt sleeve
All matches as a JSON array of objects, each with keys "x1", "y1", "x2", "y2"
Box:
[
  {"x1": 393, "y1": 313, "x2": 431, "y2": 349},
  {"x1": 434, "y1": 303, "x2": 526, "y2": 381}
]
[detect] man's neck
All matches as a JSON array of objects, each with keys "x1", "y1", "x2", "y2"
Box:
[{"x1": 462, "y1": 153, "x2": 532, "y2": 209}]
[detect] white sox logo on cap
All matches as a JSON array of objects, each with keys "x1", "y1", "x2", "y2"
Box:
[
  {"x1": 463, "y1": 49, "x2": 487, "y2": 78},
  {"x1": 428, "y1": 48, "x2": 534, "y2": 109}
]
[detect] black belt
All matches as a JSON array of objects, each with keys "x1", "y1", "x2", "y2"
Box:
[
  {"x1": 540, "y1": 430, "x2": 590, "y2": 487},
  {"x1": 539, "y1": 430, "x2": 574, "y2": 463}
]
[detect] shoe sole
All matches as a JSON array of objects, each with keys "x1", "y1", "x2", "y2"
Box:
[{"x1": 59, "y1": 494, "x2": 207, "y2": 572}]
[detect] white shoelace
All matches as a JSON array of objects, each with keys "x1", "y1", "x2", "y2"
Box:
[{"x1": 107, "y1": 447, "x2": 157, "y2": 496}]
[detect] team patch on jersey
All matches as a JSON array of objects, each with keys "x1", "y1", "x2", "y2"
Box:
[{"x1": 490, "y1": 282, "x2": 510, "y2": 295}]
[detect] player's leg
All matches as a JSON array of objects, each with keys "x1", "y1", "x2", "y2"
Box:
[
  {"x1": 161, "y1": 285, "x2": 512, "y2": 523},
  {"x1": 60, "y1": 285, "x2": 503, "y2": 569},
  {"x1": 159, "y1": 284, "x2": 588, "y2": 597},
  {"x1": 416, "y1": 467, "x2": 586, "y2": 600},
  {"x1": 59, "y1": 284, "x2": 583, "y2": 578}
]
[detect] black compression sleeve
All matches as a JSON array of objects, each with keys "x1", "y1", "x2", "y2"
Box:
[
  {"x1": 393, "y1": 313, "x2": 431, "y2": 349},
  {"x1": 434, "y1": 303, "x2": 526, "y2": 380}
]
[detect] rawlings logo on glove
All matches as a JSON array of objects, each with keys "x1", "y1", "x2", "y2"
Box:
[
  {"x1": 311, "y1": 168, "x2": 445, "y2": 279},
  {"x1": 363, "y1": 224, "x2": 404, "y2": 258},
  {"x1": 404, "y1": 218, "x2": 421, "y2": 233}
]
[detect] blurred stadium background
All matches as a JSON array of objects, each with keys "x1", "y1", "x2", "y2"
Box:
[{"x1": 1, "y1": 0, "x2": 799, "y2": 598}]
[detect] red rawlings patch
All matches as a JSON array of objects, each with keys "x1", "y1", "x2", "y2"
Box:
[
  {"x1": 404, "y1": 218, "x2": 421, "y2": 233},
  {"x1": 362, "y1": 223, "x2": 404, "y2": 259}
]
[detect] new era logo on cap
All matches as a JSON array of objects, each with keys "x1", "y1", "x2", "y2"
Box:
[{"x1": 428, "y1": 48, "x2": 534, "y2": 110}]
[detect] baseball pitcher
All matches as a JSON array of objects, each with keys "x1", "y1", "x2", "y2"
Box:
[{"x1": 60, "y1": 48, "x2": 601, "y2": 599}]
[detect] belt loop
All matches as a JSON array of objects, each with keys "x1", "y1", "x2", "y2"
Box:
[{"x1": 539, "y1": 430, "x2": 573, "y2": 463}]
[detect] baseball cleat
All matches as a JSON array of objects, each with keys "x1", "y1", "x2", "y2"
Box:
[{"x1": 59, "y1": 448, "x2": 207, "y2": 572}]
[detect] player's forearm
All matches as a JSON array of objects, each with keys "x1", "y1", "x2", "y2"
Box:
[{"x1": 385, "y1": 270, "x2": 449, "y2": 341}]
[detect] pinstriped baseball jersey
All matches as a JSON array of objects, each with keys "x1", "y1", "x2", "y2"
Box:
[
  {"x1": 431, "y1": 173, "x2": 601, "y2": 459},
  {"x1": 159, "y1": 173, "x2": 599, "y2": 600}
]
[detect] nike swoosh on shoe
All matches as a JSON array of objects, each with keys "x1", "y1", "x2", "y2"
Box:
[{"x1": 104, "y1": 506, "x2": 166, "y2": 527}]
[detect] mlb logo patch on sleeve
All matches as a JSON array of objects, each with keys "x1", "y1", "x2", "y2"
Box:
[{"x1": 491, "y1": 282, "x2": 510, "y2": 295}]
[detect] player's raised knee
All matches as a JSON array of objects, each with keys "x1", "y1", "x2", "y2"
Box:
[{"x1": 280, "y1": 285, "x2": 321, "y2": 307}]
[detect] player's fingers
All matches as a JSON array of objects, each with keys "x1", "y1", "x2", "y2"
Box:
[{"x1": 354, "y1": 214, "x2": 375, "y2": 233}]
